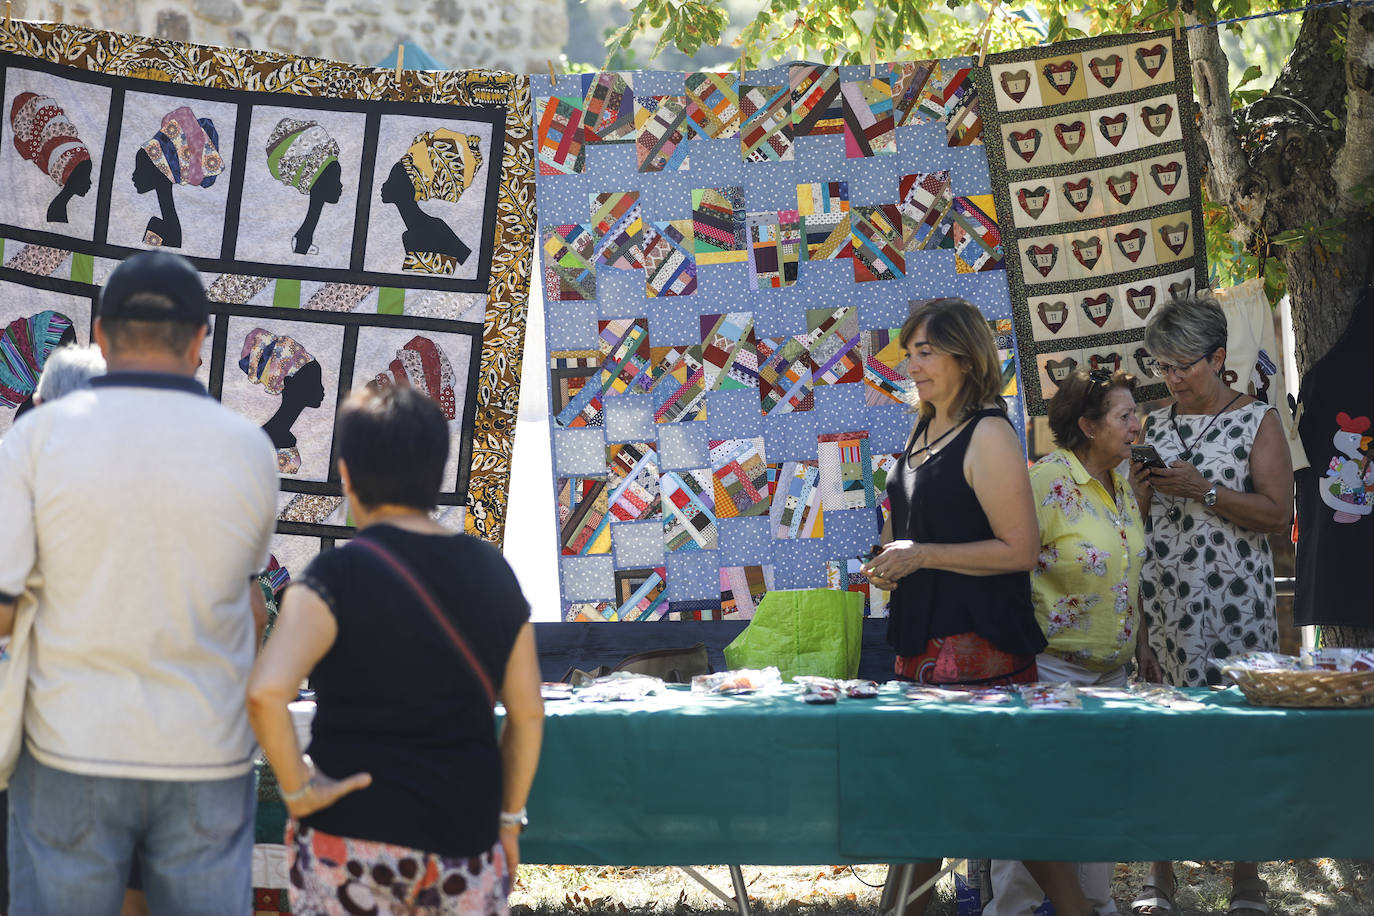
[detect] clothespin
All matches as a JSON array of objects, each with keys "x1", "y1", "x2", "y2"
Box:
[
  {"x1": 5, "y1": 1, "x2": 12, "y2": 30},
  {"x1": 738, "y1": 51, "x2": 746, "y2": 82},
  {"x1": 869, "y1": 38, "x2": 877, "y2": 79},
  {"x1": 547, "y1": 59, "x2": 557, "y2": 85},
  {"x1": 395, "y1": 44, "x2": 404, "y2": 83},
  {"x1": 1173, "y1": 2, "x2": 1183, "y2": 40},
  {"x1": 52, "y1": 1, "x2": 62, "y2": 21},
  {"x1": 977, "y1": 0, "x2": 1000, "y2": 68}
]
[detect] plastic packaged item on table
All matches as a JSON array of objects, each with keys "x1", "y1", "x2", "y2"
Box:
[
  {"x1": 965, "y1": 688, "x2": 1016, "y2": 705},
  {"x1": 1076, "y1": 685, "x2": 1135, "y2": 700},
  {"x1": 540, "y1": 682, "x2": 574, "y2": 701},
  {"x1": 1301, "y1": 647, "x2": 1374, "y2": 671},
  {"x1": 1130, "y1": 684, "x2": 1206, "y2": 711},
  {"x1": 1223, "y1": 651, "x2": 1302, "y2": 671},
  {"x1": 844, "y1": 680, "x2": 879, "y2": 699},
  {"x1": 574, "y1": 672, "x2": 665, "y2": 703},
  {"x1": 691, "y1": 667, "x2": 783, "y2": 696},
  {"x1": 1019, "y1": 683, "x2": 1082, "y2": 709},
  {"x1": 902, "y1": 685, "x2": 1016, "y2": 705}
]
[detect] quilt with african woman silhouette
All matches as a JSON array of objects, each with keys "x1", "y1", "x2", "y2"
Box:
[{"x1": 0, "y1": 21, "x2": 534, "y2": 585}]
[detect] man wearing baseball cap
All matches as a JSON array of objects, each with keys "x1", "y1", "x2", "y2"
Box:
[{"x1": 0, "y1": 251, "x2": 279, "y2": 913}]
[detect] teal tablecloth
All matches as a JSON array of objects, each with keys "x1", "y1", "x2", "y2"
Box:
[{"x1": 515, "y1": 685, "x2": 1374, "y2": 865}]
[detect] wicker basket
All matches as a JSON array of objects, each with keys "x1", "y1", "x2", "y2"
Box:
[{"x1": 1223, "y1": 666, "x2": 1374, "y2": 708}]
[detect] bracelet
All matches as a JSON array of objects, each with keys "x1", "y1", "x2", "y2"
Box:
[
  {"x1": 279, "y1": 755, "x2": 316, "y2": 803},
  {"x1": 499, "y1": 807, "x2": 528, "y2": 830}
]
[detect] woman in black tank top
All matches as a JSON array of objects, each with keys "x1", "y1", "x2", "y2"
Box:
[
  {"x1": 861, "y1": 298, "x2": 1046, "y2": 684},
  {"x1": 860, "y1": 299, "x2": 1101, "y2": 916}
]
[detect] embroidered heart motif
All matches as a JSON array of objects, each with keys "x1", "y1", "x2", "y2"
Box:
[
  {"x1": 1054, "y1": 120, "x2": 1086, "y2": 154},
  {"x1": 1142, "y1": 103, "x2": 1174, "y2": 137},
  {"x1": 1045, "y1": 357, "x2": 1078, "y2": 386},
  {"x1": 1000, "y1": 70, "x2": 1032, "y2": 103},
  {"x1": 1017, "y1": 186, "x2": 1052, "y2": 219},
  {"x1": 1072, "y1": 237, "x2": 1103, "y2": 270},
  {"x1": 1136, "y1": 44, "x2": 1167, "y2": 79},
  {"x1": 1107, "y1": 171, "x2": 1139, "y2": 206},
  {"x1": 1159, "y1": 222, "x2": 1189, "y2": 255},
  {"x1": 1151, "y1": 160, "x2": 1182, "y2": 195},
  {"x1": 1126, "y1": 285, "x2": 1157, "y2": 319},
  {"x1": 1168, "y1": 278, "x2": 1193, "y2": 300},
  {"x1": 1009, "y1": 128, "x2": 1043, "y2": 162},
  {"x1": 1133, "y1": 347, "x2": 1162, "y2": 378},
  {"x1": 1028, "y1": 243, "x2": 1059, "y2": 277},
  {"x1": 1098, "y1": 112, "x2": 1129, "y2": 146},
  {"x1": 1043, "y1": 59, "x2": 1080, "y2": 95},
  {"x1": 1080, "y1": 292, "x2": 1114, "y2": 327},
  {"x1": 1113, "y1": 228, "x2": 1147, "y2": 262},
  {"x1": 1037, "y1": 300, "x2": 1070, "y2": 333},
  {"x1": 1089, "y1": 352, "x2": 1122, "y2": 373},
  {"x1": 1062, "y1": 177, "x2": 1095, "y2": 213},
  {"x1": 1088, "y1": 54, "x2": 1124, "y2": 88}
]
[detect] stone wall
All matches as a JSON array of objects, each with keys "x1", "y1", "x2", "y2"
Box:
[{"x1": 8, "y1": 0, "x2": 569, "y2": 74}]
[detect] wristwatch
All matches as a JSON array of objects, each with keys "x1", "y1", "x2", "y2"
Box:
[
  {"x1": 499, "y1": 807, "x2": 528, "y2": 832},
  {"x1": 1203, "y1": 485, "x2": 1218, "y2": 507}
]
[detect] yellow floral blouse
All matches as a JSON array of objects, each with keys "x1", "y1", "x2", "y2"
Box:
[{"x1": 1028, "y1": 448, "x2": 1146, "y2": 671}]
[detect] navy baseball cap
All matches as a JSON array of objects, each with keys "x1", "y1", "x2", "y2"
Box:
[{"x1": 98, "y1": 251, "x2": 210, "y2": 326}]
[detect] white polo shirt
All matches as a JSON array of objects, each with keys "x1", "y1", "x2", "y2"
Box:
[{"x1": 0, "y1": 372, "x2": 278, "y2": 780}]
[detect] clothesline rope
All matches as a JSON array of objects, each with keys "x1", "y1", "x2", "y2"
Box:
[{"x1": 1186, "y1": 0, "x2": 1374, "y2": 30}]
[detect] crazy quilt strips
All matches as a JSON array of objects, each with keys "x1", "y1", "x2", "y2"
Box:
[
  {"x1": 535, "y1": 59, "x2": 1025, "y2": 621},
  {"x1": 0, "y1": 22, "x2": 534, "y2": 575},
  {"x1": 979, "y1": 31, "x2": 1206, "y2": 413}
]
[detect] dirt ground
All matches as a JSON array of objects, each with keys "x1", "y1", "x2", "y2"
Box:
[{"x1": 510, "y1": 859, "x2": 1372, "y2": 916}]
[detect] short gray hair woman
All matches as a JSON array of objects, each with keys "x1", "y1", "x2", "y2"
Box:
[
  {"x1": 1129, "y1": 296, "x2": 1292, "y2": 916},
  {"x1": 33, "y1": 344, "x2": 106, "y2": 404}
]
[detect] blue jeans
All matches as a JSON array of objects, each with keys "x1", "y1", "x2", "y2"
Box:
[{"x1": 7, "y1": 747, "x2": 254, "y2": 915}]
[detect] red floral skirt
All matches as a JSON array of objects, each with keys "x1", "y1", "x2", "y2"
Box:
[{"x1": 895, "y1": 631, "x2": 1037, "y2": 686}]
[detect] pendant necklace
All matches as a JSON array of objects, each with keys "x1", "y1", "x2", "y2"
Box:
[
  {"x1": 1163, "y1": 391, "x2": 1243, "y2": 522},
  {"x1": 907, "y1": 419, "x2": 959, "y2": 465}
]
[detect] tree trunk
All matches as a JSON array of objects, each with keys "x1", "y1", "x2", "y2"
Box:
[
  {"x1": 1187, "y1": 5, "x2": 1374, "y2": 375},
  {"x1": 1189, "y1": 7, "x2": 1374, "y2": 649}
]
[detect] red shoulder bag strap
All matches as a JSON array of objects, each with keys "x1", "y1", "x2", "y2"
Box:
[{"x1": 350, "y1": 537, "x2": 498, "y2": 706}]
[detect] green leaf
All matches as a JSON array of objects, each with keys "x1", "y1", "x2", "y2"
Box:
[{"x1": 1236, "y1": 64, "x2": 1262, "y2": 88}]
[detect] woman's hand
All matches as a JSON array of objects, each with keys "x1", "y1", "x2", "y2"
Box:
[
  {"x1": 500, "y1": 825, "x2": 521, "y2": 874},
  {"x1": 282, "y1": 759, "x2": 372, "y2": 819},
  {"x1": 1135, "y1": 640, "x2": 1164, "y2": 684},
  {"x1": 1128, "y1": 459, "x2": 1154, "y2": 513},
  {"x1": 861, "y1": 540, "x2": 928, "y2": 590},
  {"x1": 1146, "y1": 460, "x2": 1211, "y2": 501}
]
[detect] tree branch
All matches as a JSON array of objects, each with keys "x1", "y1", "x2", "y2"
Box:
[
  {"x1": 1334, "y1": 6, "x2": 1374, "y2": 208},
  {"x1": 1187, "y1": 18, "x2": 1266, "y2": 240}
]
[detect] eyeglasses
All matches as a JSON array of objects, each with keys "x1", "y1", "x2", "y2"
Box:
[
  {"x1": 1078, "y1": 368, "x2": 1112, "y2": 411},
  {"x1": 1154, "y1": 349, "x2": 1216, "y2": 378}
]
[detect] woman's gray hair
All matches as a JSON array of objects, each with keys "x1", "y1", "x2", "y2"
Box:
[
  {"x1": 34, "y1": 344, "x2": 106, "y2": 404},
  {"x1": 1143, "y1": 296, "x2": 1228, "y2": 363}
]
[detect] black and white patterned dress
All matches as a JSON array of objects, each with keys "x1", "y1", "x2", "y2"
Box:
[{"x1": 1140, "y1": 400, "x2": 1278, "y2": 686}]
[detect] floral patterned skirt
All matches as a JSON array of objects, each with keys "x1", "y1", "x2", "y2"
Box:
[
  {"x1": 286, "y1": 821, "x2": 510, "y2": 916},
  {"x1": 895, "y1": 631, "x2": 1038, "y2": 686}
]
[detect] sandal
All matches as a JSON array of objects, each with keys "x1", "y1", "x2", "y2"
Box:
[
  {"x1": 1131, "y1": 878, "x2": 1179, "y2": 916},
  {"x1": 1228, "y1": 877, "x2": 1270, "y2": 915}
]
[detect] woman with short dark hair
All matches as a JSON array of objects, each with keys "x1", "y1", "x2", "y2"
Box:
[{"x1": 247, "y1": 385, "x2": 543, "y2": 916}]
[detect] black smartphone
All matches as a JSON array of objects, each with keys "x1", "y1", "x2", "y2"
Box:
[{"x1": 1131, "y1": 444, "x2": 1168, "y2": 469}]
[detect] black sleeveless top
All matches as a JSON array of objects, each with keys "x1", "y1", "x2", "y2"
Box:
[
  {"x1": 885, "y1": 407, "x2": 1047, "y2": 657},
  {"x1": 299, "y1": 525, "x2": 530, "y2": 856}
]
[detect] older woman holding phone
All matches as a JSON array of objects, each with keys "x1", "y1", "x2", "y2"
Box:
[
  {"x1": 984, "y1": 367, "x2": 1162, "y2": 916},
  {"x1": 861, "y1": 298, "x2": 1102, "y2": 916},
  {"x1": 1129, "y1": 296, "x2": 1292, "y2": 916}
]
